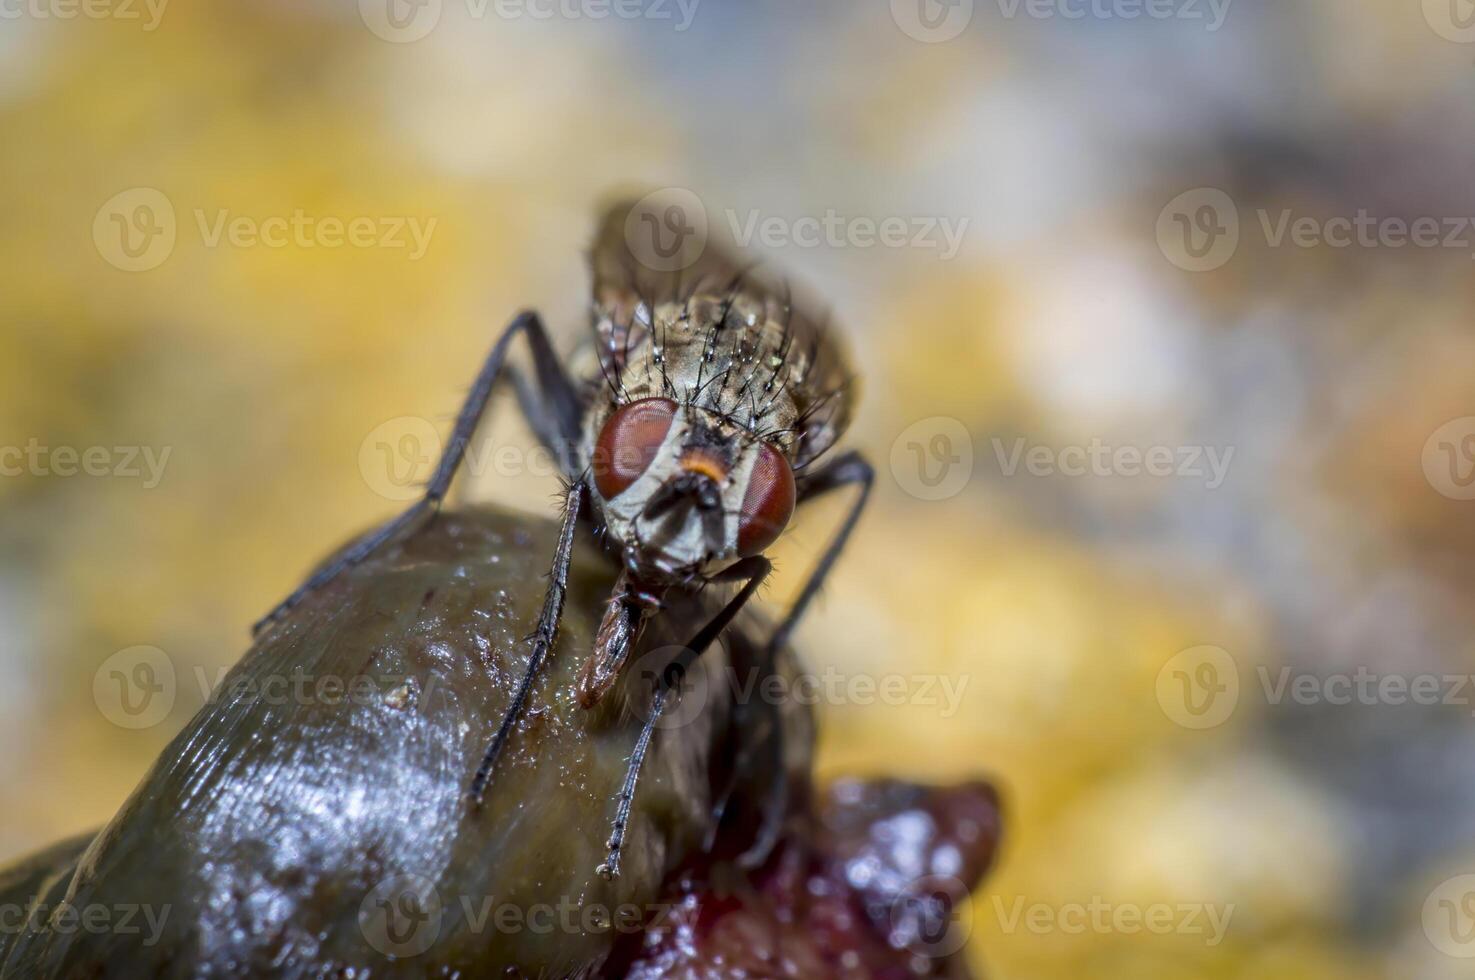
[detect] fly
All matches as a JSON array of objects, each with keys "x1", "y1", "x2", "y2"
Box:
[{"x1": 253, "y1": 197, "x2": 874, "y2": 880}]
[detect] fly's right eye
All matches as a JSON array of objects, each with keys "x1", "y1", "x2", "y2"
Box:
[{"x1": 593, "y1": 398, "x2": 678, "y2": 500}]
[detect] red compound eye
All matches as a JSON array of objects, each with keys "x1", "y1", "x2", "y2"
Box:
[
  {"x1": 737, "y1": 443, "x2": 796, "y2": 556},
  {"x1": 593, "y1": 398, "x2": 677, "y2": 500}
]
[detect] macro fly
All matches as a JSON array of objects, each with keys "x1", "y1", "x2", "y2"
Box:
[{"x1": 254, "y1": 198, "x2": 872, "y2": 879}]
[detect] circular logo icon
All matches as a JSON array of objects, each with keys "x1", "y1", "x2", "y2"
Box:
[
  {"x1": 890, "y1": 417, "x2": 974, "y2": 501},
  {"x1": 1156, "y1": 645, "x2": 1239, "y2": 730},
  {"x1": 93, "y1": 188, "x2": 176, "y2": 272},
  {"x1": 623, "y1": 188, "x2": 708, "y2": 273},
  {"x1": 891, "y1": 0, "x2": 974, "y2": 42},
  {"x1": 359, "y1": 416, "x2": 442, "y2": 502},
  {"x1": 93, "y1": 645, "x2": 176, "y2": 729},
  {"x1": 1424, "y1": 874, "x2": 1475, "y2": 957},
  {"x1": 359, "y1": 0, "x2": 442, "y2": 42},
  {"x1": 627, "y1": 645, "x2": 713, "y2": 732},
  {"x1": 359, "y1": 874, "x2": 442, "y2": 957},
  {"x1": 1423, "y1": 418, "x2": 1475, "y2": 501},
  {"x1": 1156, "y1": 188, "x2": 1239, "y2": 272},
  {"x1": 889, "y1": 875, "x2": 973, "y2": 958},
  {"x1": 1424, "y1": 0, "x2": 1475, "y2": 42}
]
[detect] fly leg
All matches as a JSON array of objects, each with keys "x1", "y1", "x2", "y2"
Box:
[
  {"x1": 505, "y1": 363, "x2": 582, "y2": 480},
  {"x1": 725, "y1": 450, "x2": 874, "y2": 867},
  {"x1": 468, "y1": 479, "x2": 584, "y2": 804},
  {"x1": 769, "y1": 450, "x2": 874, "y2": 652},
  {"x1": 598, "y1": 555, "x2": 772, "y2": 881},
  {"x1": 252, "y1": 310, "x2": 582, "y2": 636}
]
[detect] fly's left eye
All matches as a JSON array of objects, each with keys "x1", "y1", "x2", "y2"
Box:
[
  {"x1": 737, "y1": 443, "x2": 796, "y2": 556},
  {"x1": 593, "y1": 397, "x2": 678, "y2": 501}
]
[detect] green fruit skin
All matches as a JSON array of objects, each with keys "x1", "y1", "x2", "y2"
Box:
[{"x1": 1, "y1": 506, "x2": 804, "y2": 978}]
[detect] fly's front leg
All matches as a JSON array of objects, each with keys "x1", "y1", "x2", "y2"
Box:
[
  {"x1": 598, "y1": 555, "x2": 772, "y2": 881},
  {"x1": 468, "y1": 479, "x2": 585, "y2": 804},
  {"x1": 252, "y1": 310, "x2": 581, "y2": 636},
  {"x1": 770, "y1": 450, "x2": 874, "y2": 652},
  {"x1": 728, "y1": 449, "x2": 874, "y2": 867}
]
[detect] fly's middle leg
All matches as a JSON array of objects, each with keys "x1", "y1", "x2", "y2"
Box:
[{"x1": 252, "y1": 310, "x2": 582, "y2": 636}]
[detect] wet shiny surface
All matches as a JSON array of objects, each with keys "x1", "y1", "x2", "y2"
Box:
[{"x1": 0, "y1": 507, "x2": 747, "y2": 977}]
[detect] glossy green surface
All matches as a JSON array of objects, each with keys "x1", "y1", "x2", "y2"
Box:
[{"x1": 0, "y1": 506, "x2": 776, "y2": 977}]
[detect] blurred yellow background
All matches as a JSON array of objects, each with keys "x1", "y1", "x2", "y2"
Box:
[{"x1": 5, "y1": 1, "x2": 1475, "y2": 976}]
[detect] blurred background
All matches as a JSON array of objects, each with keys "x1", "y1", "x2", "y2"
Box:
[{"x1": 4, "y1": 0, "x2": 1475, "y2": 976}]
